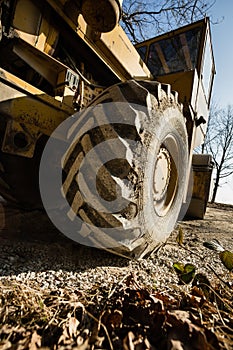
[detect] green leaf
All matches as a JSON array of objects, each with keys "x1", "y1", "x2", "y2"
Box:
[
  {"x1": 183, "y1": 264, "x2": 196, "y2": 274},
  {"x1": 181, "y1": 264, "x2": 196, "y2": 284},
  {"x1": 219, "y1": 250, "x2": 233, "y2": 271},
  {"x1": 173, "y1": 262, "x2": 184, "y2": 274},
  {"x1": 173, "y1": 263, "x2": 196, "y2": 284}
]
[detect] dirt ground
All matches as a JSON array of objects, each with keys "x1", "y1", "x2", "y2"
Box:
[
  {"x1": 0, "y1": 199, "x2": 232, "y2": 256},
  {"x1": 0, "y1": 200, "x2": 233, "y2": 349},
  {"x1": 0, "y1": 199, "x2": 232, "y2": 268},
  {"x1": 0, "y1": 199, "x2": 232, "y2": 286},
  {"x1": 180, "y1": 202, "x2": 233, "y2": 251}
]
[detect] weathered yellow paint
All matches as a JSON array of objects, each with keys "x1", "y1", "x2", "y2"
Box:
[
  {"x1": 12, "y1": 0, "x2": 41, "y2": 45},
  {"x1": 192, "y1": 171, "x2": 212, "y2": 199},
  {"x1": 0, "y1": 68, "x2": 73, "y2": 114},
  {"x1": 0, "y1": 69, "x2": 74, "y2": 137},
  {"x1": 45, "y1": 0, "x2": 152, "y2": 81},
  {"x1": 184, "y1": 154, "x2": 213, "y2": 219}
]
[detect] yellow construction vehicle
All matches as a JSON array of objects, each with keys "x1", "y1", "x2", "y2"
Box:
[{"x1": 0, "y1": 0, "x2": 215, "y2": 258}]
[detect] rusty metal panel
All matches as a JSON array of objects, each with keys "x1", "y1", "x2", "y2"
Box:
[
  {"x1": 12, "y1": 0, "x2": 42, "y2": 45},
  {"x1": 186, "y1": 154, "x2": 213, "y2": 219},
  {"x1": 0, "y1": 68, "x2": 74, "y2": 114},
  {"x1": 0, "y1": 82, "x2": 71, "y2": 136},
  {"x1": 0, "y1": 68, "x2": 74, "y2": 157},
  {"x1": 13, "y1": 39, "x2": 67, "y2": 87}
]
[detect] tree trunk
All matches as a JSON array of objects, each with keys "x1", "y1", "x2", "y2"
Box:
[{"x1": 211, "y1": 170, "x2": 220, "y2": 203}]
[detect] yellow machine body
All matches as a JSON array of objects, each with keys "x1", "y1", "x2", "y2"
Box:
[{"x1": 0, "y1": 0, "x2": 216, "y2": 255}]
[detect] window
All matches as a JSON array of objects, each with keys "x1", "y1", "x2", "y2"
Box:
[
  {"x1": 202, "y1": 34, "x2": 214, "y2": 101},
  {"x1": 147, "y1": 27, "x2": 202, "y2": 76},
  {"x1": 137, "y1": 45, "x2": 147, "y2": 62}
]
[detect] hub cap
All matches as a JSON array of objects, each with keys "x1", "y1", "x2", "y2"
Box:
[
  {"x1": 153, "y1": 148, "x2": 171, "y2": 202},
  {"x1": 153, "y1": 139, "x2": 178, "y2": 216}
]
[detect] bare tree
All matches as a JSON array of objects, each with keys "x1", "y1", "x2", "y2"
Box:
[
  {"x1": 122, "y1": 0, "x2": 216, "y2": 42},
  {"x1": 204, "y1": 105, "x2": 233, "y2": 203}
]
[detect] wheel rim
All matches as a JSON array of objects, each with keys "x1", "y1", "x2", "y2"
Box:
[{"x1": 153, "y1": 135, "x2": 179, "y2": 216}]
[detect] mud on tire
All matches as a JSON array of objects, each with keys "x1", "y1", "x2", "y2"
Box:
[{"x1": 58, "y1": 80, "x2": 189, "y2": 258}]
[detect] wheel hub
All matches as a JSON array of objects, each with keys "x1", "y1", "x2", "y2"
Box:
[{"x1": 153, "y1": 147, "x2": 171, "y2": 202}]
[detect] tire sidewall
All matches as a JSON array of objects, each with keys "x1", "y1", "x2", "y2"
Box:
[{"x1": 139, "y1": 105, "x2": 188, "y2": 243}]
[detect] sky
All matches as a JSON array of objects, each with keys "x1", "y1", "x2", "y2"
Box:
[{"x1": 208, "y1": 1, "x2": 233, "y2": 204}]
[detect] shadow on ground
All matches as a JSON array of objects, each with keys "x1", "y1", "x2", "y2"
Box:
[{"x1": 0, "y1": 200, "x2": 129, "y2": 276}]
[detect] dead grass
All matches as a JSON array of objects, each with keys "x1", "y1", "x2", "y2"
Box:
[{"x1": 0, "y1": 272, "x2": 233, "y2": 350}]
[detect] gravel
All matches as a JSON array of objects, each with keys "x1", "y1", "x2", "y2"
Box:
[
  {"x1": 0, "y1": 202, "x2": 232, "y2": 295},
  {"x1": 0, "y1": 233, "x2": 231, "y2": 296}
]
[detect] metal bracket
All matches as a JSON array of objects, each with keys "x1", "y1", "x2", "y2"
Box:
[
  {"x1": 195, "y1": 116, "x2": 206, "y2": 127},
  {"x1": 2, "y1": 120, "x2": 41, "y2": 158}
]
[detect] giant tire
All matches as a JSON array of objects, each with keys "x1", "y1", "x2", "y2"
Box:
[{"x1": 59, "y1": 80, "x2": 189, "y2": 258}]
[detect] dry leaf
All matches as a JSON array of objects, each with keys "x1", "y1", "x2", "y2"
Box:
[
  {"x1": 169, "y1": 339, "x2": 184, "y2": 350},
  {"x1": 29, "y1": 331, "x2": 41, "y2": 350},
  {"x1": 176, "y1": 227, "x2": 184, "y2": 246},
  {"x1": 123, "y1": 331, "x2": 135, "y2": 350},
  {"x1": 203, "y1": 239, "x2": 224, "y2": 252},
  {"x1": 68, "y1": 316, "x2": 80, "y2": 338}
]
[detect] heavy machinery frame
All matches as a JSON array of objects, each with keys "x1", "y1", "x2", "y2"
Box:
[{"x1": 0, "y1": 0, "x2": 215, "y2": 258}]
